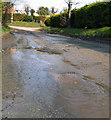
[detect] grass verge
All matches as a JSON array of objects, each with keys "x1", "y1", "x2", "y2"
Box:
[
  {"x1": 8, "y1": 21, "x2": 41, "y2": 28},
  {"x1": 40, "y1": 27, "x2": 111, "y2": 38},
  {"x1": 1, "y1": 26, "x2": 13, "y2": 34}
]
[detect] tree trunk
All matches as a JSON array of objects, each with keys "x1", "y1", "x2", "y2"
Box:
[
  {"x1": 68, "y1": 2, "x2": 71, "y2": 19},
  {"x1": 67, "y1": 2, "x2": 72, "y2": 27},
  {"x1": 2, "y1": 7, "x2": 8, "y2": 26},
  {"x1": 2, "y1": 2, "x2": 12, "y2": 26}
]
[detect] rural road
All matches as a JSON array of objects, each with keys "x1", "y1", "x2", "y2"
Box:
[{"x1": 2, "y1": 26, "x2": 109, "y2": 118}]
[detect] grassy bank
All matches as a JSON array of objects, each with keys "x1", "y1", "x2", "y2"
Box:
[
  {"x1": 1, "y1": 26, "x2": 13, "y2": 34},
  {"x1": 40, "y1": 27, "x2": 111, "y2": 38},
  {"x1": 8, "y1": 21, "x2": 41, "y2": 28}
]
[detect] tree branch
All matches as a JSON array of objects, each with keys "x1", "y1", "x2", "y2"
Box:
[
  {"x1": 64, "y1": 0, "x2": 68, "y2": 4},
  {"x1": 73, "y1": 2, "x2": 80, "y2": 5}
]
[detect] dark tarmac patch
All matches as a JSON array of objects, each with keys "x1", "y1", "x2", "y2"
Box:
[
  {"x1": 82, "y1": 75, "x2": 95, "y2": 81},
  {"x1": 96, "y1": 82, "x2": 109, "y2": 92},
  {"x1": 37, "y1": 49, "x2": 62, "y2": 55},
  {"x1": 16, "y1": 46, "x2": 62, "y2": 55},
  {"x1": 63, "y1": 59, "x2": 80, "y2": 70}
]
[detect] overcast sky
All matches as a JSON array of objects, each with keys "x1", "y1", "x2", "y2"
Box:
[{"x1": 16, "y1": 0, "x2": 103, "y2": 15}]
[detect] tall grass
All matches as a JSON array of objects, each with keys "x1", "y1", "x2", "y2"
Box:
[{"x1": 40, "y1": 27, "x2": 111, "y2": 38}]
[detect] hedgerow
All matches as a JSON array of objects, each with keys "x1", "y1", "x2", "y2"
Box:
[
  {"x1": 45, "y1": 1, "x2": 111, "y2": 28},
  {"x1": 71, "y1": 1, "x2": 111, "y2": 28},
  {"x1": 13, "y1": 14, "x2": 33, "y2": 22},
  {"x1": 13, "y1": 13, "x2": 26, "y2": 21},
  {"x1": 45, "y1": 12, "x2": 68, "y2": 28}
]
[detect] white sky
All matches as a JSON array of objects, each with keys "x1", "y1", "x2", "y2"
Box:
[{"x1": 16, "y1": 0, "x2": 103, "y2": 15}]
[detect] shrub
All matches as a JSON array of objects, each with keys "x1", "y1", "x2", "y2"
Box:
[
  {"x1": 45, "y1": 17, "x2": 51, "y2": 26},
  {"x1": 45, "y1": 12, "x2": 68, "y2": 28},
  {"x1": 23, "y1": 15, "x2": 33, "y2": 22},
  {"x1": 34, "y1": 15, "x2": 47, "y2": 23},
  {"x1": 34, "y1": 16, "x2": 40, "y2": 23},
  {"x1": 13, "y1": 14, "x2": 33, "y2": 22},
  {"x1": 50, "y1": 14, "x2": 60, "y2": 27},
  {"x1": 13, "y1": 13, "x2": 26, "y2": 21},
  {"x1": 45, "y1": 1, "x2": 110, "y2": 28},
  {"x1": 59, "y1": 12, "x2": 68, "y2": 27},
  {"x1": 70, "y1": 1, "x2": 111, "y2": 28}
]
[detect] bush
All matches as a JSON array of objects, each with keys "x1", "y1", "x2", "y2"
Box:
[
  {"x1": 45, "y1": 1, "x2": 110, "y2": 28},
  {"x1": 13, "y1": 13, "x2": 26, "y2": 21},
  {"x1": 45, "y1": 12, "x2": 68, "y2": 28},
  {"x1": 23, "y1": 15, "x2": 33, "y2": 22},
  {"x1": 13, "y1": 14, "x2": 33, "y2": 22},
  {"x1": 70, "y1": 1, "x2": 111, "y2": 28},
  {"x1": 50, "y1": 14, "x2": 60, "y2": 27},
  {"x1": 34, "y1": 16, "x2": 40, "y2": 23},
  {"x1": 45, "y1": 17, "x2": 51, "y2": 26},
  {"x1": 34, "y1": 15, "x2": 47, "y2": 23},
  {"x1": 59, "y1": 13, "x2": 68, "y2": 27}
]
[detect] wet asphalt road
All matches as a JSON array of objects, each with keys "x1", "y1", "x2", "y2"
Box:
[{"x1": 2, "y1": 29, "x2": 109, "y2": 118}]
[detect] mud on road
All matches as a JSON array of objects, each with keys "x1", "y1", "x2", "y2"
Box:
[{"x1": 2, "y1": 27, "x2": 109, "y2": 118}]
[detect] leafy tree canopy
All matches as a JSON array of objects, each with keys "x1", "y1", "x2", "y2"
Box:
[
  {"x1": 30, "y1": 9, "x2": 35, "y2": 16},
  {"x1": 37, "y1": 7, "x2": 50, "y2": 15}
]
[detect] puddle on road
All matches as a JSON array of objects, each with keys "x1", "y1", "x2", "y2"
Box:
[
  {"x1": 11, "y1": 33, "x2": 63, "y2": 55},
  {"x1": 16, "y1": 46, "x2": 62, "y2": 55},
  {"x1": 2, "y1": 33, "x2": 74, "y2": 118},
  {"x1": 2, "y1": 31, "x2": 109, "y2": 118}
]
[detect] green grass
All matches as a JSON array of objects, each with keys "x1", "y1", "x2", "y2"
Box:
[
  {"x1": 8, "y1": 21, "x2": 41, "y2": 28},
  {"x1": 40, "y1": 27, "x2": 111, "y2": 38},
  {"x1": 1, "y1": 26, "x2": 13, "y2": 34}
]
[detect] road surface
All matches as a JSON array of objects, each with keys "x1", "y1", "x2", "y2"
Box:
[{"x1": 2, "y1": 26, "x2": 109, "y2": 118}]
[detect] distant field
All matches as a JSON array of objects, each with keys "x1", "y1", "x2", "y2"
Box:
[
  {"x1": 40, "y1": 27, "x2": 111, "y2": 38},
  {"x1": 8, "y1": 21, "x2": 41, "y2": 28}
]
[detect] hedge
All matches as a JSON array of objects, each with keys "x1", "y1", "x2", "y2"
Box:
[
  {"x1": 71, "y1": 1, "x2": 111, "y2": 28},
  {"x1": 13, "y1": 14, "x2": 46, "y2": 23},
  {"x1": 23, "y1": 15, "x2": 33, "y2": 22},
  {"x1": 13, "y1": 13, "x2": 26, "y2": 21},
  {"x1": 45, "y1": 1, "x2": 111, "y2": 28},
  {"x1": 45, "y1": 12, "x2": 68, "y2": 28},
  {"x1": 13, "y1": 14, "x2": 33, "y2": 22}
]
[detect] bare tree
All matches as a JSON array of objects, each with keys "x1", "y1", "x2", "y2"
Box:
[
  {"x1": 64, "y1": 0, "x2": 79, "y2": 19},
  {"x1": 25, "y1": 5, "x2": 30, "y2": 15},
  {"x1": 64, "y1": 0, "x2": 79, "y2": 26},
  {"x1": 50, "y1": 7, "x2": 58, "y2": 14}
]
